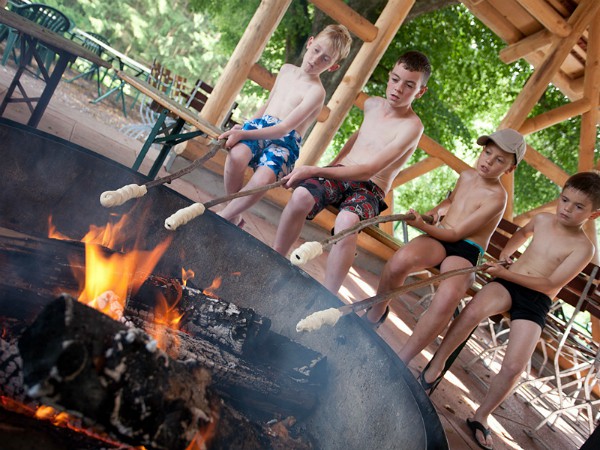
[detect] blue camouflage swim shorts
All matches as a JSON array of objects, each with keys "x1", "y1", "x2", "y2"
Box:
[{"x1": 239, "y1": 115, "x2": 302, "y2": 179}]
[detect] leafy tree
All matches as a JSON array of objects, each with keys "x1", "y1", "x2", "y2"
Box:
[{"x1": 43, "y1": 0, "x2": 228, "y2": 84}]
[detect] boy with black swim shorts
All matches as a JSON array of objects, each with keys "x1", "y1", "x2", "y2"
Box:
[
  {"x1": 273, "y1": 51, "x2": 432, "y2": 295},
  {"x1": 419, "y1": 171, "x2": 600, "y2": 450},
  {"x1": 217, "y1": 25, "x2": 352, "y2": 226},
  {"x1": 370, "y1": 128, "x2": 526, "y2": 365}
]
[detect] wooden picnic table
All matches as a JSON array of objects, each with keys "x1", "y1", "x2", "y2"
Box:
[
  {"x1": 0, "y1": 8, "x2": 110, "y2": 127},
  {"x1": 116, "y1": 70, "x2": 224, "y2": 179}
]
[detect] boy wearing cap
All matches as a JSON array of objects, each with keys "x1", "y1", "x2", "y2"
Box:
[
  {"x1": 419, "y1": 171, "x2": 600, "y2": 450},
  {"x1": 366, "y1": 129, "x2": 525, "y2": 362}
]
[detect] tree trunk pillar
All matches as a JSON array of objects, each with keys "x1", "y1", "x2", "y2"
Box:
[
  {"x1": 199, "y1": 0, "x2": 292, "y2": 129},
  {"x1": 296, "y1": 0, "x2": 416, "y2": 167}
]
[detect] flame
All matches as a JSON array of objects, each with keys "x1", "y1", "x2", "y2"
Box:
[
  {"x1": 202, "y1": 276, "x2": 222, "y2": 297},
  {"x1": 185, "y1": 407, "x2": 219, "y2": 450},
  {"x1": 48, "y1": 214, "x2": 172, "y2": 321},
  {"x1": 147, "y1": 292, "x2": 184, "y2": 351},
  {"x1": 182, "y1": 267, "x2": 195, "y2": 287}
]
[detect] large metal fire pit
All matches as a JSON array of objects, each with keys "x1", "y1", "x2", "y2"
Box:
[{"x1": 0, "y1": 119, "x2": 447, "y2": 449}]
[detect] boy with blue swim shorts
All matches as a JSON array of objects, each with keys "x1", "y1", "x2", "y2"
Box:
[
  {"x1": 239, "y1": 114, "x2": 301, "y2": 179},
  {"x1": 217, "y1": 25, "x2": 352, "y2": 227},
  {"x1": 374, "y1": 128, "x2": 526, "y2": 367},
  {"x1": 420, "y1": 171, "x2": 600, "y2": 450}
]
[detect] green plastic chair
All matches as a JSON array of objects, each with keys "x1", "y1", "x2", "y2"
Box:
[
  {"x1": 1, "y1": 3, "x2": 72, "y2": 68},
  {"x1": 65, "y1": 32, "x2": 114, "y2": 96}
]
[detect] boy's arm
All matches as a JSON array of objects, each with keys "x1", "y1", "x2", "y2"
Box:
[
  {"x1": 329, "y1": 132, "x2": 359, "y2": 165},
  {"x1": 406, "y1": 173, "x2": 506, "y2": 242},
  {"x1": 487, "y1": 215, "x2": 594, "y2": 294},
  {"x1": 284, "y1": 119, "x2": 422, "y2": 187}
]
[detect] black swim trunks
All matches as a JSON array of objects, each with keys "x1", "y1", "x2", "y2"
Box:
[
  {"x1": 434, "y1": 239, "x2": 484, "y2": 268},
  {"x1": 299, "y1": 166, "x2": 388, "y2": 221},
  {"x1": 494, "y1": 278, "x2": 552, "y2": 329}
]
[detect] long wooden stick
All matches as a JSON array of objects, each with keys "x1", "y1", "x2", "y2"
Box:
[
  {"x1": 321, "y1": 213, "x2": 434, "y2": 248},
  {"x1": 296, "y1": 262, "x2": 506, "y2": 332},
  {"x1": 145, "y1": 140, "x2": 223, "y2": 188},
  {"x1": 290, "y1": 213, "x2": 434, "y2": 265},
  {"x1": 164, "y1": 179, "x2": 287, "y2": 230},
  {"x1": 100, "y1": 140, "x2": 223, "y2": 207}
]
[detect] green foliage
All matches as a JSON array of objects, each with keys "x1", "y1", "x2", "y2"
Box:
[
  {"x1": 43, "y1": 0, "x2": 228, "y2": 85},
  {"x1": 45, "y1": 1, "x2": 586, "y2": 227}
]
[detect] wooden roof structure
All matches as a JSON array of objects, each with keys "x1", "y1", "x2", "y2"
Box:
[{"x1": 182, "y1": 0, "x2": 599, "y2": 231}]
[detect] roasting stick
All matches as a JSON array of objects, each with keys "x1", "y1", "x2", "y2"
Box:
[
  {"x1": 290, "y1": 213, "x2": 434, "y2": 265},
  {"x1": 100, "y1": 140, "x2": 223, "y2": 207},
  {"x1": 296, "y1": 261, "x2": 507, "y2": 332},
  {"x1": 164, "y1": 179, "x2": 287, "y2": 230}
]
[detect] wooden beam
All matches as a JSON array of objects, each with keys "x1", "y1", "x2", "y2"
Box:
[
  {"x1": 461, "y1": 0, "x2": 523, "y2": 44},
  {"x1": 500, "y1": 0, "x2": 600, "y2": 130},
  {"x1": 418, "y1": 135, "x2": 471, "y2": 174},
  {"x1": 514, "y1": 0, "x2": 571, "y2": 37},
  {"x1": 579, "y1": 12, "x2": 600, "y2": 171},
  {"x1": 522, "y1": 144, "x2": 569, "y2": 187},
  {"x1": 519, "y1": 98, "x2": 592, "y2": 135},
  {"x1": 391, "y1": 156, "x2": 444, "y2": 189},
  {"x1": 309, "y1": 0, "x2": 378, "y2": 42},
  {"x1": 379, "y1": 190, "x2": 395, "y2": 235},
  {"x1": 499, "y1": 29, "x2": 552, "y2": 64},
  {"x1": 199, "y1": 0, "x2": 292, "y2": 128},
  {"x1": 297, "y1": 0, "x2": 416, "y2": 167}
]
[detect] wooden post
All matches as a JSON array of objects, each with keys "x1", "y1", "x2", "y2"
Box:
[
  {"x1": 578, "y1": 12, "x2": 599, "y2": 172},
  {"x1": 199, "y1": 0, "x2": 292, "y2": 129},
  {"x1": 379, "y1": 190, "x2": 394, "y2": 235},
  {"x1": 296, "y1": 0, "x2": 416, "y2": 167}
]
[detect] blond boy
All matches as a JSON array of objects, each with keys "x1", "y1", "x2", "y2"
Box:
[
  {"x1": 369, "y1": 129, "x2": 526, "y2": 365},
  {"x1": 217, "y1": 25, "x2": 352, "y2": 226},
  {"x1": 273, "y1": 51, "x2": 431, "y2": 294},
  {"x1": 419, "y1": 171, "x2": 600, "y2": 450}
]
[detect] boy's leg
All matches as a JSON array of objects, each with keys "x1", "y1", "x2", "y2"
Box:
[
  {"x1": 398, "y1": 256, "x2": 475, "y2": 364},
  {"x1": 273, "y1": 187, "x2": 316, "y2": 256},
  {"x1": 323, "y1": 210, "x2": 361, "y2": 294},
  {"x1": 368, "y1": 235, "x2": 446, "y2": 324},
  {"x1": 470, "y1": 319, "x2": 542, "y2": 448},
  {"x1": 218, "y1": 166, "x2": 276, "y2": 222},
  {"x1": 223, "y1": 143, "x2": 252, "y2": 196},
  {"x1": 424, "y1": 282, "x2": 512, "y2": 382}
]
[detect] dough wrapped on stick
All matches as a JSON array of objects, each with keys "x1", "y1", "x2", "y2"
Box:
[
  {"x1": 165, "y1": 179, "x2": 286, "y2": 230},
  {"x1": 290, "y1": 213, "x2": 433, "y2": 266},
  {"x1": 100, "y1": 140, "x2": 222, "y2": 207},
  {"x1": 296, "y1": 262, "x2": 499, "y2": 332}
]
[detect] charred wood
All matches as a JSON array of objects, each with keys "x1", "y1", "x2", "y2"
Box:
[{"x1": 18, "y1": 294, "x2": 214, "y2": 450}]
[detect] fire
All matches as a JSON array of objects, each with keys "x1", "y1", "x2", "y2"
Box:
[
  {"x1": 182, "y1": 267, "x2": 195, "y2": 287},
  {"x1": 48, "y1": 214, "x2": 172, "y2": 321},
  {"x1": 147, "y1": 292, "x2": 185, "y2": 351},
  {"x1": 202, "y1": 276, "x2": 222, "y2": 297}
]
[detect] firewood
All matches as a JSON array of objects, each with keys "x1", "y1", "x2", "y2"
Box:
[{"x1": 18, "y1": 294, "x2": 214, "y2": 450}]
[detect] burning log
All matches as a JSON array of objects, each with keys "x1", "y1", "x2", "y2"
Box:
[
  {"x1": 18, "y1": 294, "x2": 215, "y2": 450},
  {"x1": 127, "y1": 276, "x2": 327, "y2": 418}
]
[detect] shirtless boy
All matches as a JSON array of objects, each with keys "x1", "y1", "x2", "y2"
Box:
[
  {"x1": 368, "y1": 129, "x2": 526, "y2": 364},
  {"x1": 273, "y1": 51, "x2": 431, "y2": 294},
  {"x1": 419, "y1": 171, "x2": 600, "y2": 450},
  {"x1": 217, "y1": 25, "x2": 352, "y2": 226}
]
